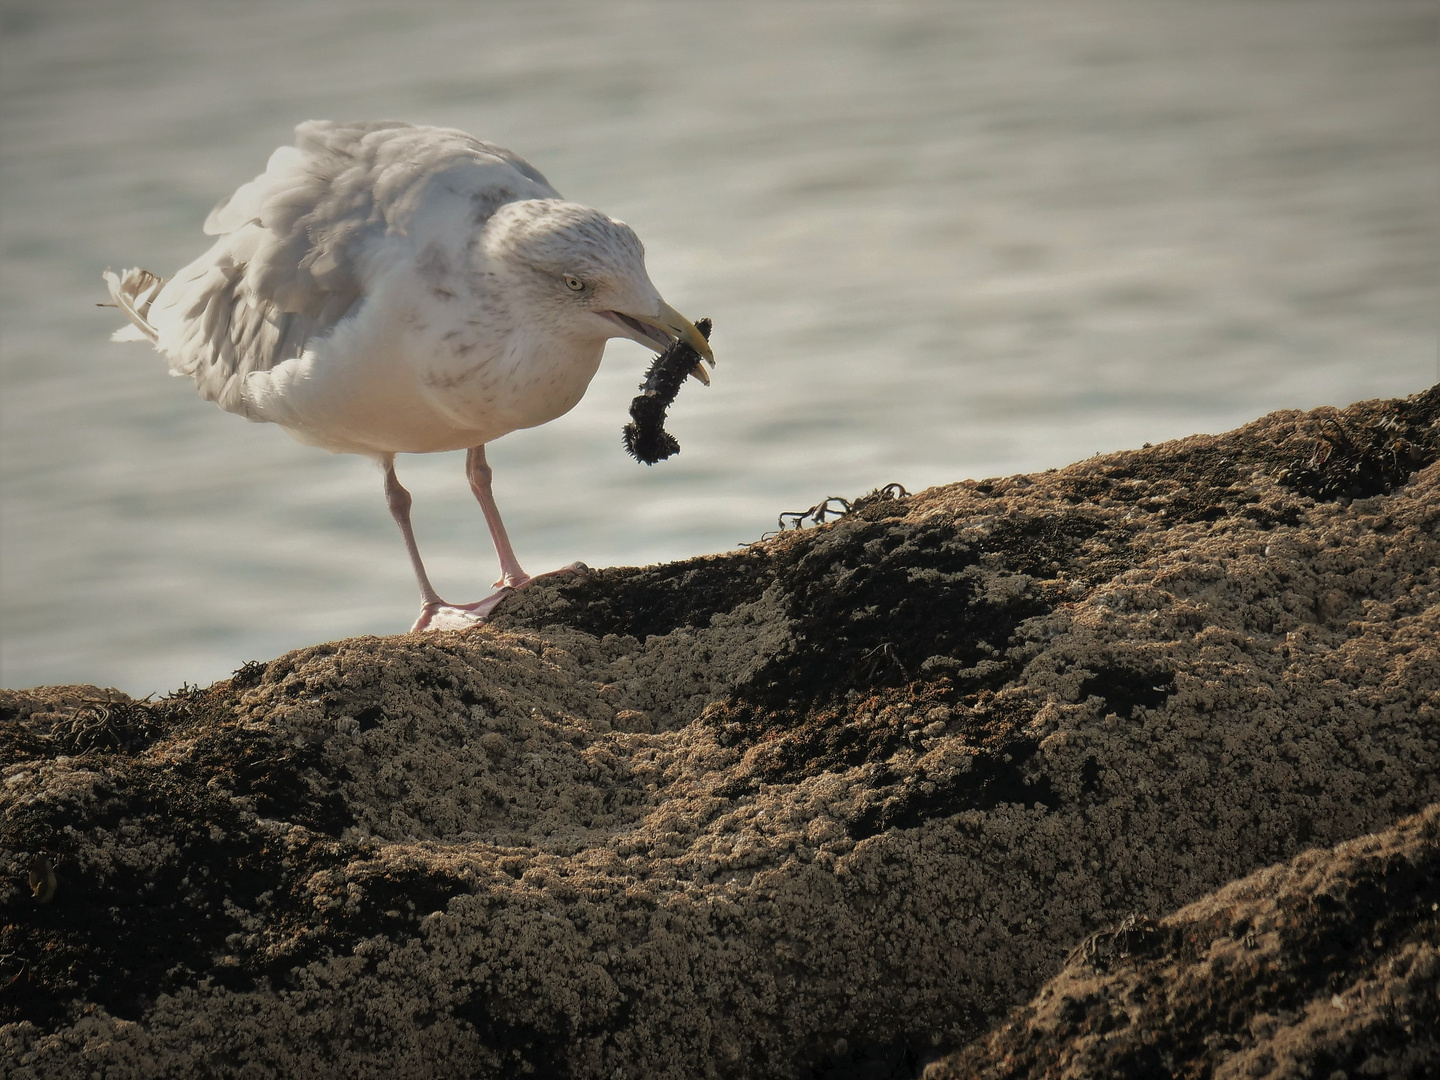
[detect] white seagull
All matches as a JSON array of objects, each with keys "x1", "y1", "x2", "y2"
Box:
[{"x1": 105, "y1": 120, "x2": 714, "y2": 632}]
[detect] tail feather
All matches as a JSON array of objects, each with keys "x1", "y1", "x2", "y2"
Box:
[{"x1": 102, "y1": 267, "x2": 167, "y2": 345}]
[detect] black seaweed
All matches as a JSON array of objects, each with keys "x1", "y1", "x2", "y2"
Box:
[
  {"x1": 1278, "y1": 410, "x2": 1433, "y2": 502},
  {"x1": 622, "y1": 317, "x2": 712, "y2": 465}
]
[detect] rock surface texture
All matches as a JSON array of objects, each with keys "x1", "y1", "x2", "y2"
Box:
[
  {"x1": 926, "y1": 803, "x2": 1438, "y2": 1080},
  {"x1": 3, "y1": 388, "x2": 1438, "y2": 1078}
]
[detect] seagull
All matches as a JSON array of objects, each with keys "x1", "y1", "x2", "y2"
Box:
[{"x1": 105, "y1": 120, "x2": 714, "y2": 632}]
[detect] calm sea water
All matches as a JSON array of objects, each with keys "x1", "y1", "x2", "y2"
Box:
[{"x1": 2, "y1": 0, "x2": 1436, "y2": 695}]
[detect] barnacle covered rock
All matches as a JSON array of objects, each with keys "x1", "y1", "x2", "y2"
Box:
[{"x1": 3, "y1": 387, "x2": 1437, "y2": 1078}]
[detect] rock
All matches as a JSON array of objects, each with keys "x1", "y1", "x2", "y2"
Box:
[
  {"x1": 925, "y1": 803, "x2": 1439, "y2": 1080},
  {"x1": 2, "y1": 388, "x2": 1438, "y2": 1078}
]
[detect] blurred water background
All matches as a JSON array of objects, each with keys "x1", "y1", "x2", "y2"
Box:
[{"x1": 2, "y1": 0, "x2": 1436, "y2": 695}]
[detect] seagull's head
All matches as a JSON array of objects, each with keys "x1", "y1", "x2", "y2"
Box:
[{"x1": 482, "y1": 199, "x2": 714, "y2": 380}]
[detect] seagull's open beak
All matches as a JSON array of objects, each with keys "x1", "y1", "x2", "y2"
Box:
[{"x1": 612, "y1": 300, "x2": 716, "y2": 384}]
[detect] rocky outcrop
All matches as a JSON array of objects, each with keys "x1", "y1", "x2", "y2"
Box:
[
  {"x1": 926, "y1": 803, "x2": 1439, "y2": 1080},
  {"x1": 3, "y1": 388, "x2": 1438, "y2": 1078}
]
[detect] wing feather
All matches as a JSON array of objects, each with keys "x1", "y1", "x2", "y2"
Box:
[{"x1": 122, "y1": 120, "x2": 559, "y2": 418}]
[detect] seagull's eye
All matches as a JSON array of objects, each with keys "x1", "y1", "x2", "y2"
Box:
[{"x1": 563, "y1": 275, "x2": 586, "y2": 292}]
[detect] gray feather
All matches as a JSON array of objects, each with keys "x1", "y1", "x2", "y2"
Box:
[{"x1": 111, "y1": 120, "x2": 560, "y2": 416}]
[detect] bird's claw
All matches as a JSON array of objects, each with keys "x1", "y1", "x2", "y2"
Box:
[
  {"x1": 410, "y1": 593, "x2": 511, "y2": 632},
  {"x1": 410, "y1": 563, "x2": 591, "y2": 633}
]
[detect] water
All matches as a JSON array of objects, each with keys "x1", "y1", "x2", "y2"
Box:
[{"x1": 2, "y1": 0, "x2": 1435, "y2": 695}]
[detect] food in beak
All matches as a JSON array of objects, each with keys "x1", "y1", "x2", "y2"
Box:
[{"x1": 623, "y1": 317, "x2": 714, "y2": 465}]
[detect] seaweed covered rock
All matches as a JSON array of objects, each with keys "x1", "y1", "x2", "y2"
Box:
[
  {"x1": 926, "y1": 803, "x2": 1439, "y2": 1080},
  {"x1": 2, "y1": 388, "x2": 1438, "y2": 1078}
]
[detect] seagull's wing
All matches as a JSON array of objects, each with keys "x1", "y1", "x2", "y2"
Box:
[{"x1": 112, "y1": 120, "x2": 559, "y2": 417}]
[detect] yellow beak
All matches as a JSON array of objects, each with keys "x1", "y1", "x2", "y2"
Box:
[{"x1": 627, "y1": 300, "x2": 716, "y2": 384}]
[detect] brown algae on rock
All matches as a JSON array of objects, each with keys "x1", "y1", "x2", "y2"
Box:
[
  {"x1": 2, "y1": 387, "x2": 1438, "y2": 1077},
  {"x1": 926, "y1": 803, "x2": 1440, "y2": 1079}
]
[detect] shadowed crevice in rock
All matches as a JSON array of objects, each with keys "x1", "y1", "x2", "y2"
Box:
[
  {"x1": 844, "y1": 735, "x2": 1055, "y2": 841},
  {"x1": 740, "y1": 516, "x2": 1053, "y2": 710},
  {"x1": 3, "y1": 387, "x2": 1438, "y2": 1078},
  {"x1": 529, "y1": 547, "x2": 781, "y2": 642},
  {"x1": 1076, "y1": 665, "x2": 1175, "y2": 721},
  {"x1": 2, "y1": 755, "x2": 339, "y2": 1028}
]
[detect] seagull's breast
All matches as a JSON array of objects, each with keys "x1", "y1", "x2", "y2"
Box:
[
  {"x1": 416, "y1": 327, "x2": 606, "y2": 437},
  {"x1": 239, "y1": 281, "x2": 606, "y2": 456}
]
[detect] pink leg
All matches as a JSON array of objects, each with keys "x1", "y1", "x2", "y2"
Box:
[
  {"x1": 384, "y1": 456, "x2": 496, "y2": 631},
  {"x1": 465, "y1": 445, "x2": 531, "y2": 590},
  {"x1": 454, "y1": 445, "x2": 589, "y2": 610},
  {"x1": 382, "y1": 450, "x2": 588, "y2": 633},
  {"x1": 383, "y1": 456, "x2": 444, "y2": 610}
]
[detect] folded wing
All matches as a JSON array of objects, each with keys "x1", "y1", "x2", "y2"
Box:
[{"x1": 107, "y1": 120, "x2": 559, "y2": 418}]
